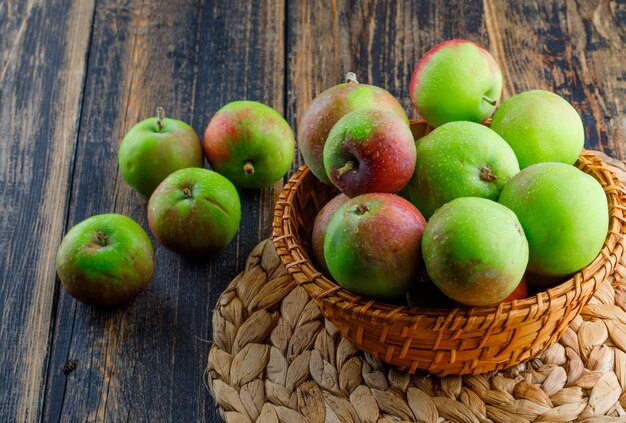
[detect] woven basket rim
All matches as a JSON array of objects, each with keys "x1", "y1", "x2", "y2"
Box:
[{"x1": 273, "y1": 149, "x2": 626, "y2": 322}]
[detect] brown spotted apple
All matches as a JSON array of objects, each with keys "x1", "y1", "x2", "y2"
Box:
[
  {"x1": 56, "y1": 214, "x2": 154, "y2": 306},
  {"x1": 148, "y1": 168, "x2": 241, "y2": 255}
]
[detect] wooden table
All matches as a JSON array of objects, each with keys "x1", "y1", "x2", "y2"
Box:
[{"x1": 1, "y1": 1, "x2": 625, "y2": 421}]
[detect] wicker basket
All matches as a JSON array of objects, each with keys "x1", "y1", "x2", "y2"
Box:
[{"x1": 272, "y1": 121, "x2": 626, "y2": 376}]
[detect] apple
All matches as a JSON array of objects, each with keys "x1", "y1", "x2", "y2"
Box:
[
  {"x1": 499, "y1": 162, "x2": 608, "y2": 277},
  {"x1": 203, "y1": 101, "x2": 294, "y2": 189},
  {"x1": 490, "y1": 90, "x2": 585, "y2": 168},
  {"x1": 422, "y1": 197, "x2": 529, "y2": 306},
  {"x1": 323, "y1": 109, "x2": 416, "y2": 197},
  {"x1": 409, "y1": 40, "x2": 502, "y2": 127},
  {"x1": 406, "y1": 121, "x2": 520, "y2": 219},
  {"x1": 56, "y1": 214, "x2": 154, "y2": 306},
  {"x1": 502, "y1": 277, "x2": 528, "y2": 302},
  {"x1": 119, "y1": 108, "x2": 204, "y2": 197},
  {"x1": 298, "y1": 73, "x2": 409, "y2": 184},
  {"x1": 148, "y1": 168, "x2": 241, "y2": 255},
  {"x1": 311, "y1": 193, "x2": 350, "y2": 274},
  {"x1": 324, "y1": 193, "x2": 427, "y2": 301}
]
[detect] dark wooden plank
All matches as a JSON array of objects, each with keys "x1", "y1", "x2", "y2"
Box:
[
  {"x1": 288, "y1": 0, "x2": 626, "y2": 164},
  {"x1": 0, "y1": 0, "x2": 95, "y2": 420},
  {"x1": 484, "y1": 0, "x2": 626, "y2": 157},
  {"x1": 43, "y1": 1, "x2": 285, "y2": 421},
  {"x1": 286, "y1": 0, "x2": 485, "y2": 170}
]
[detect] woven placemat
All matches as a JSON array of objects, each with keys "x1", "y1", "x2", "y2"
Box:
[{"x1": 207, "y1": 154, "x2": 626, "y2": 423}]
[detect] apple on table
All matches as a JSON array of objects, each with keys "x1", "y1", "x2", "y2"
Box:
[
  {"x1": 118, "y1": 107, "x2": 204, "y2": 197},
  {"x1": 56, "y1": 214, "x2": 154, "y2": 306},
  {"x1": 203, "y1": 100, "x2": 295, "y2": 189}
]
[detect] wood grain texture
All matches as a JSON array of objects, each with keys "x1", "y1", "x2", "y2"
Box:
[
  {"x1": 0, "y1": 0, "x2": 95, "y2": 421},
  {"x1": 41, "y1": 1, "x2": 284, "y2": 422},
  {"x1": 484, "y1": 0, "x2": 626, "y2": 157},
  {"x1": 286, "y1": 0, "x2": 485, "y2": 170},
  {"x1": 0, "y1": 0, "x2": 624, "y2": 421}
]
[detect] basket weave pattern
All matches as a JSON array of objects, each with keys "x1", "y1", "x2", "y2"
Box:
[{"x1": 272, "y1": 150, "x2": 626, "y2": 375}]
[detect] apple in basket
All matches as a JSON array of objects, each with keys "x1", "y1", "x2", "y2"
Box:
[
  {"x1": 422, "y1": 197, "x2": 529, "y2": 306},
  {"x1": 499, "y1": 162, "x2": 609, "y2": 277},
  {"x1": 409, "y1": 39, "x2": 502, "y2": 127},
  {"x1": 323, "y1": 109, "x2": 416, "y2": 197},
  {"x1": 298, "y1": 72, "x2": 409, "y2": 184},
  {"x1": 311, "y1": 193, "x2": 350, "y2": 274},
  {"x1": 406, "y1": 121, "x2": 520, "y2": 219},
  {"x1": 324, "y1": 193, "x2": 427, "y2": 301},
  {"x1": 490, "y1": 90, "x2": 584, "y2": 169}
]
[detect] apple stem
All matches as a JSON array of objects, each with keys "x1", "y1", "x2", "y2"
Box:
[
  {"x1": 354, "y1": 204, "x2": 369, "y2": 214},
  {"x1": 336, "y1": 160, "x2": 355, "y2": 178},
  {"x1": 182, "y1": 187, "x2": 192, "y2": 198},
  {"x1": 243, "y1": 161, "x2": 255, "y2": 175},
  {"x1": 482, "y1": 95, "x2": 497, "y2": 106},
  {"x1": 96, "y1": 231, "x2": 108, "y2": 246},
  {"x1": 480, "y1": 166, "x2": 497, "y2": 182},
  {"x1": 156, "y1": 106, "x2": 165, "y2": 132},
  {"x1": 345, "y1": 72, "x2": 359, "y2": 84}
]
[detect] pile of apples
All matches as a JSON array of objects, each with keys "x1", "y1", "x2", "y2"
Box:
[
  {"x1": 307, "y1": 40, "x2": 609, "y2": 306},
  {"x1": 56, "y1": 102, "x2": 296, "y2": 306}
]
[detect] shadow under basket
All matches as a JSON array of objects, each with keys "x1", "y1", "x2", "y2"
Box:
[{"x1": 272, "y1": 122, "x2": 626, "y2": 376}]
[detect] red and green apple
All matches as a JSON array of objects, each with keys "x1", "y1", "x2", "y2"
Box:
[
  {"x1": 324, "y1": 193, "x2": 427, "y2": 301},
  {"x1": 56, "y1": 214, "x2": 154, "y2": 306},
  {"x1": 323, "y1": 109, "x2": 416, "y2": 197},
  {"x1": 422, "y1": 197, "x2": 529, "y2": 306},
  {"x1": 118, "y1": 108, "x2": 204, "y2": 197},
  {"x1": 203, "y1": 101, "x2": 294, "y2": 189},
  {"x1": 148, "y1": 168, "x2": 241, "y2": 255}
]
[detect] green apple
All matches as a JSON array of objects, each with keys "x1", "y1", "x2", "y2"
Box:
[
  {"x1": 324, "y1": 193, "x2": 427, "y2": 301},
  {"x1": 499, "y1": 162, "x2": 608, "y2": 276},
  {"x1": 490, "y1": 90, "x2": 584, "y2": 168},
  {"x1": 203, "y1": 101, "x2": 294, "y2": 189},
  {"x1": 119, "y1": 108, "x2": 204, "y2": 197},
  {"x1": 409, "y1": 40, "x2": 502, "y2": 127},
  {"x1": 407, "y1": 121, "x2": 520, "y2": 219},
  {"x1": 148, "y1": 168, "x2": 241, "y2": 255},
  {"x1": 299, "y1": 73, "x2": 409, "y2": 184},
  {"x1": 422, "y1": 197, "x2": 529, "y2": 306},
  {"x1": 56, "y1": 214, "x2": 154, "y2": 306}
]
